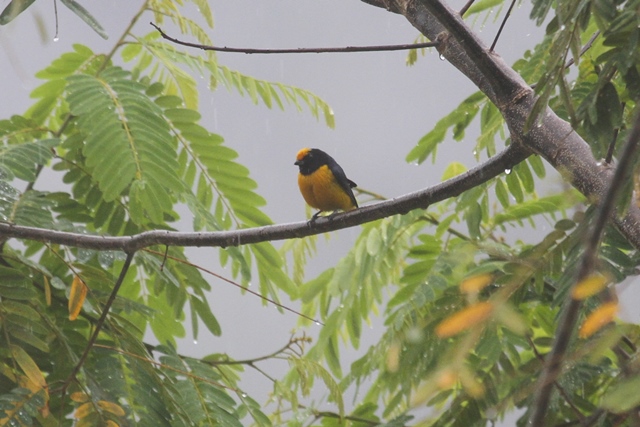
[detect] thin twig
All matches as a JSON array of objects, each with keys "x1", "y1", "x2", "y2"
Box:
[
  {"x1": 150, "y1": 22, "x2": 438, "y2": 54},
  {"x1": 489, "y1": 0, "x2": 517, "y2": 52},
  {"x1": 61, "y1": 251, "x2": 135, "y2": 394},
  {"x1": 92, "y1": 344, "x2": 239, "y2": 392},
  {"x1": 201, "y1": 334, "x2": 309, "y2": 366},
  {"x1": 605, "y1": 127, "x2": 621, "y2": 165},
  {"x1": 527, "y1": 336, "x2": 586, "y2": 423},
  {"x1": 53, "y1": 0, "x2": 59, "y2": 41},
  {"x1": 564, "y1": 31, "x2": 600, "y2": 69},
  {"x1": 530, "y1": 112, "x2": 640, "y2": 426},
  {"x1": 420, "y1": 214, "x2": 470, "y2": 240},
  {"x1": 605, "y1": 103, "x2": 625, "y2": 164},
  {"x1": 145, "y1": 248, "x2": 324, "y2": 325},
  {"x1": 313, "y1": 410, "x2": 381, "y2": 426},
  {"x1": 459, "y1": 0, "x2": 477, "y2": 17},
  {"x1": 160, "y1": 245, "x2": 169, "y2": 271},
  {"x1": 354, "y1": 189, "x2": 470, "y2": 240}
]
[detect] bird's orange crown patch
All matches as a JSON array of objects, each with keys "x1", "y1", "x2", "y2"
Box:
[{"x1": 296, "y1": 148, "x2": 311, "y2": 162}]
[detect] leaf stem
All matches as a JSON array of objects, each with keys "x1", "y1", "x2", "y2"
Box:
[{"x1": 61, "y1": 251, "x2": 135, "y2": 394}]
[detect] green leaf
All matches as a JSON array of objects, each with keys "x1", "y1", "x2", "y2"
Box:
[
  {"x1": 66, "y1": 68, "x2": 182, "y2": 222},
  {"x1": 191, "y1": 296, "x2": 222, "y2": 336},
  {"x1": 0, "y1": 0, "x2": 37, "y2": 25},
  {"x1": 528, "y1": 154, "x2": 546, "y2": 178},
  {"x1": 0, "y1": 139, "x2": 58, "y2": 181},
  {"x1": 0, "y1": 267, "x2": 35, "y2": 300},
  {"x1": 495, "y1": 178, "x2": 510, "y2": 208},
  {"x1": 407, "y1": 92, "x2": 484, "y2": 164},
  {"x1": 477, "y1": 101, "x2": 505, "y2": 156},
  {"x1": 505, "y1": 170, "x2": 524, "y2": 203},
  {"x1": 493, "y1": 192, "x2": 582, "y2": 225},
  {"x1": 59, "y1": 0, "x2": 108, "y2": 39},
  {"x1": 290, "y1": 358, "x2": 345, "y2": 419},
  {"x1": 465, "y1": 0, "x2": 503, "y2": 15},
  {"x1": 441, "y1": 162, "x2": 467, "y2": 180},
  {"x1": 465, "y1": 202, "x2": 482, "y2": 239},
  {"x1": 173, "y1": 119, "x2": 271, "y2": 228},
  {"x1": 514, "y1": 160, "x2": 535, "y2": 194},
  {"x1": 600, "y1": 376, "x2": 640, "y2": 412}
]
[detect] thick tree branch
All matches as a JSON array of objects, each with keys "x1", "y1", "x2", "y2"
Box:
[
  {"x1": 360, "y1": 0, "x2": 640, "y2": 251},
  {"x1": 530, "y1": 112, "x2": 640, "y2": 426},
  {"x1": 0, "y1": 144, "x2": 529, "y2": 251}
]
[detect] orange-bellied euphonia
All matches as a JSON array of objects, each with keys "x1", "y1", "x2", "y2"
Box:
[{"x1": 294, "y1": 148, "x2": 358, "y2": 219}]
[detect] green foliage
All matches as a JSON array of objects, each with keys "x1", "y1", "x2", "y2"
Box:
[
  {"x1": 0, "y1": 2, "x2": 301, "y2": 425},
  {"x1": 406, "y1": 92, "x2": 485, "y2": 164},
  {"x1": 1, "y1": 0, "x2": 640, "y2": 426},
  {"x1": 0, "y1": 0, "x2": 107, "y2": 38}
]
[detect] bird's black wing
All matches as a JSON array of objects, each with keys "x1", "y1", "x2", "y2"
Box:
[{"x1": 328, "y1": 159, "x2": 358, "y2": 208}]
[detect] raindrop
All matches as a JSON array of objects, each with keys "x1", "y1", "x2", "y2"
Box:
[
  {"x1": 314, "y1": 321, "x2": 321, "y2": 326},
  {"x1": 504, "y1": 168, "x2": 512, "y2": 175},
  {"x1": 439, "y1": 53, "x2": 445, "y2": 61},
  {"x1": 486, "y1": 407, "x2": 498, "y2": 420},
  {"x1": 241, "y1": 393, "x2": 247, "y2": 398},
  {"x1": 53, "y1": 36, "x2": 59, "y2": 42},
  {"x1": 193, "y1": 340, "x2": 198, "y2": 345}
]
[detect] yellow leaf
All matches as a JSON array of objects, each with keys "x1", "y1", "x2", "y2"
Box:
[
  {"x1": 460, "y1": 273, "x2": 493, "y2": 294},
  {"x1": 572, "y1": 273, "x2": 609, "y2": 300},
  {"x1": 579, "y1": 302, "x2": 618, "y2": 338},
  {"x1": 435, "y1": 302, "x2": 493, "y2": 338},
  {"x1": 459, "y1": 367, "x2": 485, "y2": 398},
  {"x1": 39, "y1": 401, "x2": 50, "y2": 418},
  {"x1": 10, "y1": 345, "x2": 46, "y2": 389},
  {"x1": 105, "y1": 421, "x2": 120, "y2": 427},
  {"x1": 410, "y1": 380, "x2": 438, "y2": 407},
  {"x1": 385, "y1": 341, "x2": 401, "y2": 373},
  {"x1": 495, "y1": 304, "x2": 528, "y2": 335},
  {"x1": 436, "y1": 369, "x2": 458, "y2": 389},
  {"x1": 70, "y1": 392, "x2": 89, "y2": 403},
  {"x1": 68, "y1": 275, "x2": 88, "y2": 321},
  {"x1": 44, "y1": 276, "x2": 51, "y2": 306},
  {"x1": 74, "y1": 402, "x2": 94, "y2": 419},
  {"x1": 76, "y1": 417, "x2": 99, "y2": 427},
  {"x1": 97, "y1": 400, "x2": 125, "y2": 417}
]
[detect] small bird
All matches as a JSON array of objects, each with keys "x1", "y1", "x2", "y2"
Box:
[{"x1": 294, "y1": 148, "x2": 358, "y2": 220}]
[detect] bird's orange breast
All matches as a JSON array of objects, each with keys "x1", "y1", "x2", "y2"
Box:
[{"x1": 298, "y1": 165, "x2": 356, "y2": 212}]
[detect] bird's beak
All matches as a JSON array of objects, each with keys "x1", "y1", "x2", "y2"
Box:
[{"x1": 294, "y1": 160, "x2": 301, "y2": 166}]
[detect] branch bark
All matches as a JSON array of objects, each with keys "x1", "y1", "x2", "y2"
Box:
[
  {"x1": 359, "y1": 0, "x2": 640, "y2": 250},
  {"x1": 0, "y1": 144, "x2": 528, "y2": 251}
]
